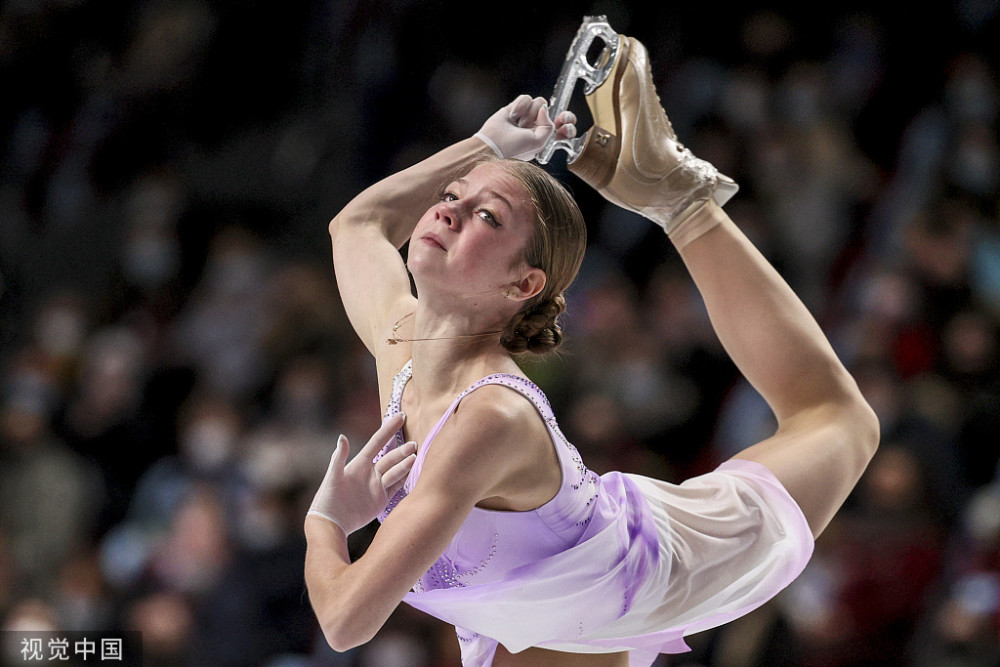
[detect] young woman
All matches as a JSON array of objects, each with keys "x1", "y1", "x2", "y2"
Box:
[{"x1": 304, "y1": 33, "x2": 879, "y2": 667}]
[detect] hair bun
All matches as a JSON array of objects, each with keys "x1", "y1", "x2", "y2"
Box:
[{"x1": 501, "y1": 294, "x2": 567, "y2": 355}]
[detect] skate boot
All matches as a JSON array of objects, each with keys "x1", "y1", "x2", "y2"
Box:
[{"x1": 539, "y1": 16, "x2": 738, "y2": 234}]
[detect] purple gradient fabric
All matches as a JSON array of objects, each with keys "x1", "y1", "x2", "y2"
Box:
[{"x1": 374, "y1": 362, "x2": 814, "y2": 666}]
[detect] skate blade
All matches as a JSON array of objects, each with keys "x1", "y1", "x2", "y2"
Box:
[{"x1": 536, "y1": 15, "x2": 620, "y2": 165}]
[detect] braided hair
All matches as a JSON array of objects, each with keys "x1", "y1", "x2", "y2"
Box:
[{"x1": 501, "y1": 293, "x2": 568, "y2": 354}]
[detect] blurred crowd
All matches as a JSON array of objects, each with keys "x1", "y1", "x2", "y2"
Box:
[{"x1": 1, "y1": 1, "x2": 999, "y2": 666}]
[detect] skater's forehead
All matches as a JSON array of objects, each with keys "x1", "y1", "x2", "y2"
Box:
[{"x1": 450, "y1": 165, "x2": 530, "y2": 210}]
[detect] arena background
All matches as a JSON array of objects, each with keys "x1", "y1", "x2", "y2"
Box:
[{"x1": 1, "y1": 1, "x2": 998, "y2": 666}]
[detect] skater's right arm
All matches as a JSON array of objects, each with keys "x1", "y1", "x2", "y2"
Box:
[
  {"x1": 329, "y1": 137, "x2": 494, "y2": 355},
  {"x1": 329, "y1": 95, "x2": 569, "y2": 372}
]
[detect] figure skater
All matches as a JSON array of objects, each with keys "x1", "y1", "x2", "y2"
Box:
[{"x1": 304, "y1": 32, "x2": 879, "y2": 667}]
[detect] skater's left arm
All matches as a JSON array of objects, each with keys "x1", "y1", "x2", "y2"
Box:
[{"x1": 304, "y1": 391, "x2": 549, "y2": 651}]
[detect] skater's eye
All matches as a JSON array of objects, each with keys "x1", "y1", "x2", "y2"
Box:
[
  {"x1": 440, "y1": 192, "x2": 500, "y2": 228},
  {"x1": 477, "y1": 208, "x2": 501, "y2": 228}
]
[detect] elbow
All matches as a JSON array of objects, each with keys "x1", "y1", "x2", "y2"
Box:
[
  {"x1": 328, "y1": 213, "x2": 359, "y2": 262},
  {"x1": 304, "y1": 533, "x2": 382, "y2": 652},
  {"x1": 321, "y1": 624, "x2": 368, "y2": 654},
  {"x1": 310, "y1": 587, "x2": 376, "y2": 653},
  {"x1": 322, "y1": 628, "x2": 356, "y2": 654},
  {"x1": 305, "y1": 573, "x2": 374, "y2": 652},
  {"x1": 319, "y1": 612, "x2": 376, "y2": 653},
  {"x1": 329, "y1": 209, "x2": 364, "y2": 240}
]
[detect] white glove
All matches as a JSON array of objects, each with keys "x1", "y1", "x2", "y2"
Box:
[
  {"x1": 307, "y1": 412, "x2": 416, "y2": 535},
  {"x1": 475, "y1": 94, "x2": 577, "y2": 161}
]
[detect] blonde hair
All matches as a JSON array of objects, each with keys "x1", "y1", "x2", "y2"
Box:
[{"x1": 473, "y1": 157, "x2": 587, "y2": 354}]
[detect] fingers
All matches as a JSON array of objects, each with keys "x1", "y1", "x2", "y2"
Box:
[
  {"x1": 509, "y1": 95, "x2": 549, "y2": 129},
  {"x1": 506, "y1": 94, "x2": 533, "y2": 126},
  {"x1": 530, "y1": 100, "x2": 551, "y2": 128},
  {"x1": 553, "y1": 110, "x2": 577, "y2": 140},
  {"x1": 331, "y1": 434, "x2": 349, "y2": 471},
  {"x1": 357, "y1": 412, "x2": 407, "y2": 461},
  {"x1": 381, "y1": 451, "x2": 416, "y2": 495},
  {"x1": 554, "y1": 110, "x2": 576, "y2": 125},
  {"x1": 383, "y1": 471, "x2": 412, "y2": 499},
  {"x1": 556, "y1": 123, "x2": 577, "y2": 140},
  {"x1": 374, "y1": 440, "x2": 416, "y2": 474}
]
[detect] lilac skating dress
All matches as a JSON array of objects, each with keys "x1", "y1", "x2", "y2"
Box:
[{"x1": 374, "y1": 362, "x2": 813, "y2": 667}]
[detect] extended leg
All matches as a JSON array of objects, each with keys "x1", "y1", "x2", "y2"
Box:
[
  {"x1": 675, "y1": 202, "x2": 879, "y2": 538},
  {"x1": 545, "y1": 18, "x2": 878, "y2": 537}
]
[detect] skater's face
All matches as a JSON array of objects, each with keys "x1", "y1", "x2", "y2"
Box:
[{"x1": 408, "y1": 163, "x2": 545, "y2": 304}]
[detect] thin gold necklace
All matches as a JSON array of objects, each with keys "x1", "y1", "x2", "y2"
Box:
[{"x1": 387, "y1": 312, "x2": 503, "y2": 345}]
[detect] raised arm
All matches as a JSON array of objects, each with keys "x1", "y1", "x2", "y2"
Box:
[
  {"x1": 329, "y1": 136, "x2": 492, "y2": 355},
  {"x1": 329, "y1": 96, "x2": 572, "y2": 348}
]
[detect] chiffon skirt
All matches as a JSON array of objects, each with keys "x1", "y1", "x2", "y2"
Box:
[{"x1": 404, "y1": 458, "x2": 814, "y2": 667}]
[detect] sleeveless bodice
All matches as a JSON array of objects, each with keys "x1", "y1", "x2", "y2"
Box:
[{"x1": 374, "y1": 360, "x2": 604, "y2": 591}]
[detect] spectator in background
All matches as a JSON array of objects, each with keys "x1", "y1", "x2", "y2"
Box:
[{"x1": 0, "y1": 348, "x2": 102, "y2": 598}]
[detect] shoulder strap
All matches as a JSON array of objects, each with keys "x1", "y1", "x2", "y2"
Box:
[
  {"x1": 455, "y1": 373, "x2": 555, "y2": 422},
  {"x1": 385, "y1": 360, "x2": 413, "y2": 417},
  {"x1": 411, "y1": 373, "x2": 556, "y2": 474}
]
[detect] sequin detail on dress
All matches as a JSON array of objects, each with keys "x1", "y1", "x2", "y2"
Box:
[{"x1": 373, "y1": 361, "x2": 413, "y2": 521}]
